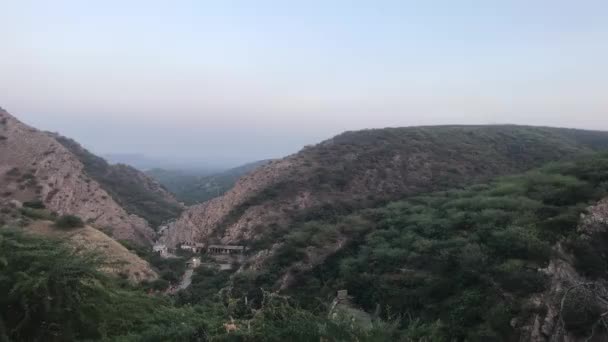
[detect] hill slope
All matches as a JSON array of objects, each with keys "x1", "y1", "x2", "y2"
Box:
[
  {"x1": 175, "y1": 152, "x2": 608, "y2": 340},
  {"x1": 52, "y1": 134, "x2": 184, "y2": 228},
  {"x1": 0, "y1": 108, "x2": 156, "y2": 244},
  {"x1": 163, "y1": 125, "x2": 608, "y2": 248},
  {"x1": 270, "y1": 153, "x2": 608, "y2": 340},
  {"x1": 23, "y1": 220, "x2": 158, "y2": 283}
]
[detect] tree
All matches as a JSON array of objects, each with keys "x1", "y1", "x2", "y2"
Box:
[
  {"x1": 0, "y1": 229, "x2": 107, "y2": 341},
  {"x1": 55, "y1": 214, "x2": 85, "y2": 229}
]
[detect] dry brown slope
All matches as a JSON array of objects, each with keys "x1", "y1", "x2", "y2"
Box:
[
  {"x1": 163, "y1": 125, "x2": 608, "y2": 248},
  {"x1": 23, "y1": 221, "x2": 158, "y2": 283},
  {"x1": 0, "y1": 108, "x2": 155, "y2": 245}
]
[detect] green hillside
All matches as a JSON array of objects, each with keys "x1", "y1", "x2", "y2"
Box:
[
  {"x1": 252, "y1": 152, "x2": 608, "y2": 340},
  {"x1": 200, "y1": 125, "x2": 608, "y2": 248}
]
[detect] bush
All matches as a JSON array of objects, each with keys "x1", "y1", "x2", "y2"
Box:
[
  {"x1": 55, "y1": 215, "x2": 85, "y2": 229},
  {"x1": 569, "y1": 238, "x2": 607, "y2": 278},
  {"x1": 23, "y1": 200, "x2": 45, "y2": 209},
  {"x1": 19, "y1": 207, "x2": 56, "y2": 220},
  {"x1": 562, "y1": 286, "x2": 603, "y2": 334},
  {"x1": 150, "y1": 279, "x2": 170, "y2": 291}
]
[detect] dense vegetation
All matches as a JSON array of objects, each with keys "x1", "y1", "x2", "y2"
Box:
[
  {"x1": 119, "y1": 239, "x2": 190, "y2": 290},
  {"x1": 0, "y1": 229, "x2": 406, "y2": 341},
  {"x1": 54, "y1": 214, "x2": 85, "y2": 229},
  {"x1": 234, "y1": 152, "x2": 608, "y2": 340},
  {"x1": 53, "y1": 135, "x2": 183, "y2": 228},
  {"x1": 148, "y1": 160, "x2": 271, "y2": 204}
]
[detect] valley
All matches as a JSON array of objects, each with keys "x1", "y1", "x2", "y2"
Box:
[
  {"x1": 147, "y1": 159, "x2": 272, "y2": 205},
  {"x1": 3, "y1": 2, "x2": 607, "y2": 340},
  {"x1": 3, "y1": 108, "x2": 608, "y2": 341}
]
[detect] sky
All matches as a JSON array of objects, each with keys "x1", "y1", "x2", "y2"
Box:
[{"x1": 1, "y1": 0, "x2": 607, "y2": 168}]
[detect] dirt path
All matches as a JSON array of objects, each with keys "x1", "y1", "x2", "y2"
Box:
[{"x1": 177, "y1": 269, "x2": 194, "y2": 290}]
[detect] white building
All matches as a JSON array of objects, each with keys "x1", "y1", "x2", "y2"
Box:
[
  {"x1": 180, "y1": 242, "x2": 205, "y2": 253},
  {"x1": 187, "y1": 257, "x2": 201, "y2": 268}
]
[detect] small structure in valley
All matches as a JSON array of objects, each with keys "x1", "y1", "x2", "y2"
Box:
[
  {"x1": 205, "y1": 245, "x2": 245, "y2": 269},
  {"x1": 153, "y1": 244, "x2": 169, "y2": 258},
  {"x1": 187, "y1": 257, "x2": 201, "y2": 268},
  {"x1": 180, "y1": 242, "x2": 205, "y2": 253},
  {"x1": 207, "y1": 245, "x2": 245, "y2": 254},
  {"x1": 207, "y1": 245, "x2": 245, "y2": 255}
]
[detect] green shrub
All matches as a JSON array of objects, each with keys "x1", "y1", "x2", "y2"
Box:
[
  {"x1": 55, "y1": 215, "x2": 85, "y2": 229},
  {"x1": 569, "y1": 238, "x2": 607, "y2": 278},
  {"x1": 150, "y1": 279, "x2": 170, "y2": 291},
  {"x1": 23, "y1": 200, "x2": 45, "y2": 209},
  {"x1": 562, "y1": 286, "x2": 603, "y2": 334},
  {"x1": 19, "y1": 207, "x2": 55, "y2": 220}
]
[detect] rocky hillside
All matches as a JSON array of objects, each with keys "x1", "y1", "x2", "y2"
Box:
[
  {"x1": 52, "y1": 134, "x2": 184, "y2": 228},
  {"x1": 0, "y1": 108, "x2": 155, "y2": 245},
  {"x1": 163, "y1": 125, "x2": 608, "y2": 248}
]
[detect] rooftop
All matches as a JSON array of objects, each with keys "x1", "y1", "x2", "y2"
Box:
[{"x1": 208, "y1": 245, "x2": 245, "y2": 250}]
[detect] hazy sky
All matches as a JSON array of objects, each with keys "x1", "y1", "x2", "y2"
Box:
[{"x1": 1, "y1": 0, "x2": 607, "y2": 167}]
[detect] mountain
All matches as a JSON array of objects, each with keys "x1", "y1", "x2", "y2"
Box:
[
  {"x1": 0, "y1": 108, "x2": 173, "y2": 244},
  {"x1": 162, "y1": 125, "x2": 608, "y2": 249},
  {"x1": 158, "y1": 125, "x2": 608, "y2": 340},
  {"x1": 52, "y1": 135, "x2": 184, "y2": 228},
  {"x1": 148, "y1": 160, "x2": 272, "y2": 204}
]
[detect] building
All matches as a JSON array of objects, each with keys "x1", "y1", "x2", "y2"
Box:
[
  {"x1": 180, "y1": 242, "x2": 206, "y2": 253},
  {"x1": 207, "y1": 245, "x2": 245, "y2": 255},
  {"x1": 187, "y1": 257, "x2": 201, "y2": 268},
  {"x1": 153, "y1": 244, "x2": 169, "y2": 258}
]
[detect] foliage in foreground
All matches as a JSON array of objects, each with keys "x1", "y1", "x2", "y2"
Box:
[{"x1": 0, "y1": 229, "x2": 406, "y2": 341}]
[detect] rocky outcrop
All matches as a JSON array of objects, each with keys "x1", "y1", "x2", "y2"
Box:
[
  {"x1": 518, "y1": 198, "x2": 608, "y2": 341},
  {"x1": 0, "y1": 109, "x2": 155, "y2": 245}
]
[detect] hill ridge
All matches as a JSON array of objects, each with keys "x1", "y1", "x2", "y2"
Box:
[{"x1": 162, "y1": 124, "x2": 608, "y2": 249}]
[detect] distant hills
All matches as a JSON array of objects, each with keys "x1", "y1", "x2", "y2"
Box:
[
  {"x1": 147, "y1": 160, "x2": 272, "y2": 205},
  {"x1": 103, "y1": 153, "x2": 230, "y2": 173}
]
